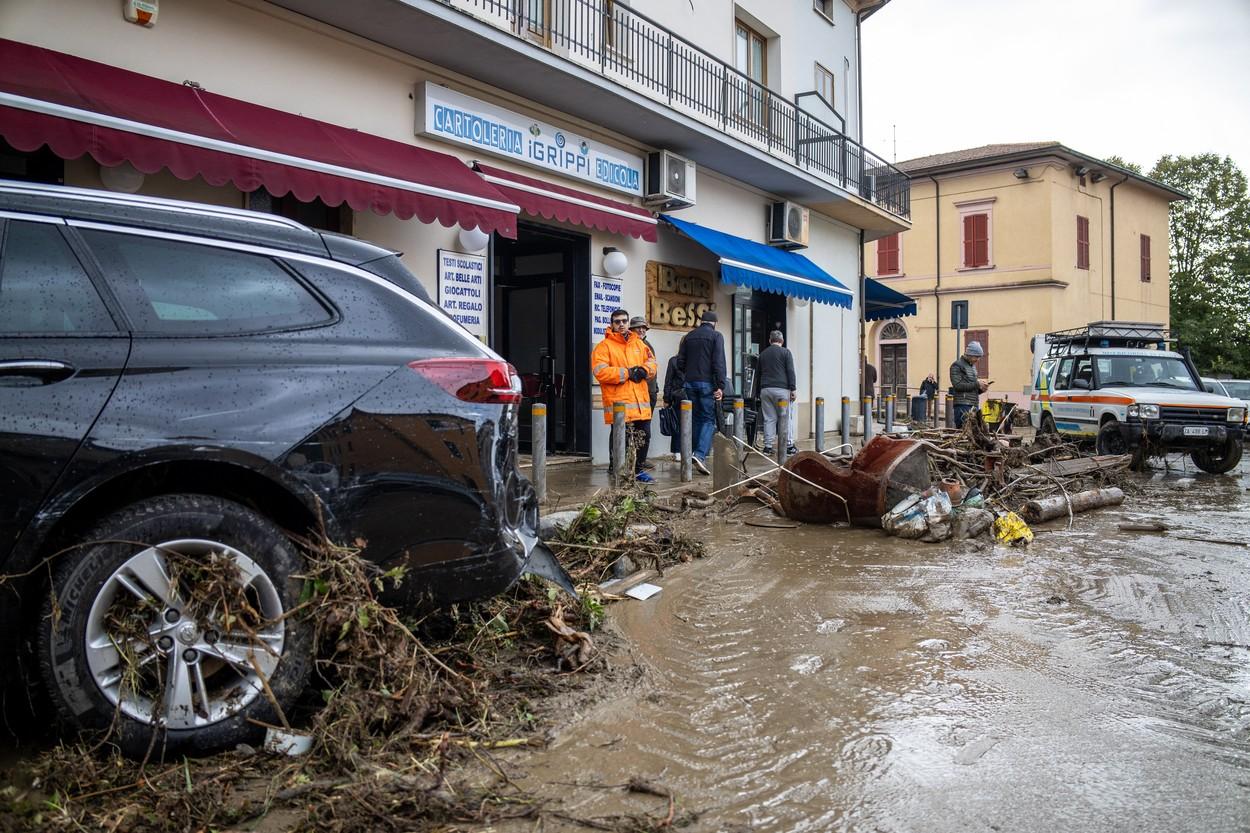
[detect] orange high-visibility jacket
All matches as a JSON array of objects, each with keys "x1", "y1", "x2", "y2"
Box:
[{"x1": 591, "y1": 330, "x2": 657, "y2": 424}]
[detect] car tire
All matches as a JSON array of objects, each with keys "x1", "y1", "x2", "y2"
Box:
[
  {"x1": 1191, "y1": 437, "x2": 1243, "y2": 474},
  {"x1": 1095, "y1": 420, "x2": 1146, "y2": 470},
  {"x1": 38, "y1": 494, "x2": 312, "y2": 758},
  {"x1": 1038, "y1": 413, "x2": 1058, "y2": 436}
]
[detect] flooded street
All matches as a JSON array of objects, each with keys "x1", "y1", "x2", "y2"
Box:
[{"x1": 510, "y1": 463, "x2": 1250, "y2": 832}]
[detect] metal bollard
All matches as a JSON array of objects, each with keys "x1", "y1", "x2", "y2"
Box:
[
  {"x1": 863, "y1": 396, "x2": 874, "y2": 443},
  {"x1": 945, "y1": 396, "x2": 955, "y2": 429},
  {"x1": 776, "y1": 398, "x2": 790, "y2": 466},
  {"x1": 885, "y1": 395, "x2": 895, "y2": 433},
  {"x1": 733, "y1": 396, "x2": 746, "y2": 445},
  {"x1": 610, "y1": 402, "x2": 627, "y2": 486},
  {"x1": 680, "y1": 400, "x2": 693, "y2": 482},
  {"x1": 840, "y1": 395, "x2": 851, "y2": 450},
  {"x1": 814, "y1": 396, "x2": 825, "y2": 453},
  {"x1": 531, "y1": 403, "x2": 547, "y2": 502}
]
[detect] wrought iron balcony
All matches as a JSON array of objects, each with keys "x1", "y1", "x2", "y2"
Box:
[{"x1": 443, "y1": 0, "x2": 910, "y2": 220}]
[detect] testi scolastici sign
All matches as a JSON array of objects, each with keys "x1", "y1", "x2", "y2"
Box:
[{"x1": 416, "y1": 82, "x2": 644, "y2": 197}]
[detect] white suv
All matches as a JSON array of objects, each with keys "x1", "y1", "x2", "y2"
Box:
[{"x1": 1030, "y1": 324, "x2": 1246, "y2": 473}]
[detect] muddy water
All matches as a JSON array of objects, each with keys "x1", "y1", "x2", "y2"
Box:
[{"x1": 513, "y1": 464, "x2": 1250, "y2": 832}]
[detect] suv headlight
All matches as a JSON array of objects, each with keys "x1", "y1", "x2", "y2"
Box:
[
  {"x1": 1128, "y1": 404, "x2": 1159, "y2": 419},
  {"x1": 1229, "y1": 406, "x2": 1246, "y2": 423}
]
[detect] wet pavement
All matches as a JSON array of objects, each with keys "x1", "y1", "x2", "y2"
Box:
[{"x1": 508, "y1": 456, "x2": 1250, "y2": 832}]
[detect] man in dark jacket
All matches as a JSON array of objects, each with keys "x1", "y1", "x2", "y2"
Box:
[
  {"x1": 949, "y1": 341, "x2": 987, "y2": 427},
  {"x1": 675, "y1": 310, "x2": 728, "y2": 475},
  {"x1": 757, "y1": 330, "x2": 797, "y2": 456},
  {"x1": 661, "y1": 352, "x2": 686, "y2": 460}
]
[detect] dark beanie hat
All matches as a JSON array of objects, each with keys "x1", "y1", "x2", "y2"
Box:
[{"x1": 701, "y1": 309, "x2": 719, "y2": 323}]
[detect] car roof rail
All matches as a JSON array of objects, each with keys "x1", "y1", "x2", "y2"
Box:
[
  {"x1": 0, "y1": 179, "x2": 310, "y2": 232},
  {"x1": 1042, "y1": 321, "x2": 1173, "y2": 357}
]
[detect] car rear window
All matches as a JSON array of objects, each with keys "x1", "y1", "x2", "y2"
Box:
[
  {"x1": 79, "y1": 229, "x2": 333, "y2": 335},
  {"x1": 0, "y1": 220, "x2": 116, "y2": 334}
]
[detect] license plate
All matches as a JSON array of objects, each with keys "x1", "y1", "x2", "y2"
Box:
[{"x1": 1183, "y1": 426, "x2": 1209, "y2": 437}]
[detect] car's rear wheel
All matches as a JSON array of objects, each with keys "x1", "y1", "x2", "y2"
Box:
[
  {"x1": 1191, "y1": 437, "x2": 1243, "y2": 474},
  {"x1": 38, "y1": 495, "x2": 311, "y2": 757},
  {"x1": 1039, "y1": 412, "x2": 1058, "y2": 436}
]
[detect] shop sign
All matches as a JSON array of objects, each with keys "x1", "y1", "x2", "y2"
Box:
[
  {"x1": 437, "y1": 249, "x2": 487, "y2": 339},
  {"x1": 591, "y1": 275, "x2": 624, "y2": 342},
  {"x1": 646, "y1": 260, "x2": 715, "y2": 330},
  {"x1": 416, "y1": 82, "x2": 644, "y2": 197}
]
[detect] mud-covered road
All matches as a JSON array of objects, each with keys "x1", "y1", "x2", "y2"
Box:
[{"x1": 508, "y1": 463, "x2": 1250, "y2": 832}]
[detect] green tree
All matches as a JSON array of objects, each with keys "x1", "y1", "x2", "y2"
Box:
[
  {"x1": 1102, "y1": 154, "x2": 1143, "y2": 175},
  {"x1": 1147, "y1": 153, "x2": 1250, "y2": 376}
]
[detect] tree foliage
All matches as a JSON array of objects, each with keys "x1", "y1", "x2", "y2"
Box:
[
  {"x1": 1147, "y1": 153, "x2": 1250, "y2": 376},
  {"x1": 1102, "y1": 154, "x2": 1143, "y2": 175}
]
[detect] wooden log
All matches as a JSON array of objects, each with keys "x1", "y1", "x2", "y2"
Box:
[{"x1": 1022, "y1": 487, "x2": 1125, "y2": 523}]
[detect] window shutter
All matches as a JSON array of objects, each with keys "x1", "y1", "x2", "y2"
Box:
[
  {"x1": 1141, "y1": 235, "x2": 1151, "y2": 282},
  {"x1": 877, "y1": 234, "x2": 899, "y2": 274},
  {"x1": 1076, "y1": 216, "x2": 1090, "y2": 270},
  {"x1": 964, "y1": 213, "x2": 988, "y2": 267},
  {"x1": 964, "y1": 328, "x2": 989, "y2": 379}
]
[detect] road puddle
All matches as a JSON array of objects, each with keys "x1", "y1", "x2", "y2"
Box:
[{"x1": 507, "y1": 462, "x2": 1250, "y2": 831}]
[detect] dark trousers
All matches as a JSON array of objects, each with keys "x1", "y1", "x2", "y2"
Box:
[
  {"x1": 953, "y1": 403, "x2": 976, "y2": 428},
  {"x1": 626, "y1": 420, "x2": 651, "y2": 474},
  {"x1": 685, "y1": 380, "x2": 717, "y2": 461}
]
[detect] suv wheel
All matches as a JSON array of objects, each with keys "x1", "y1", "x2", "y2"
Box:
[
  {"x1": 1096, "y1": 420, "x2": 1146, "y2": 470},
  {"x1": 38, "y1": 495, "x2": 311, "y2": 757},
  {"x1": 1039, "y1": 413, "x2": 1058, "y2": 435},
  {"x1": 1191, "y1": 437, "x2": 1243, "y2": 474}
]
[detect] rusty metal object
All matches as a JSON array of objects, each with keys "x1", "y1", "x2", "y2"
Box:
[{"x1": 777, "y1": 436, "x2": 930, "y2": 527}]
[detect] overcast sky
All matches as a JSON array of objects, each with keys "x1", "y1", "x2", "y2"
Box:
[{"x1": 861, "y1": 0, "x2": 1250, "y2": 176}]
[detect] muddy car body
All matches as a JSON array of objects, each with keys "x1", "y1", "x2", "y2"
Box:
[{"x1": 0, "y1": 180, "x2": 542, "y2": 753}]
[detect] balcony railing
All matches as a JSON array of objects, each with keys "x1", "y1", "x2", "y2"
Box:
[{"x1": 443, "y1": 0, "x2": 911, "y2": 220}]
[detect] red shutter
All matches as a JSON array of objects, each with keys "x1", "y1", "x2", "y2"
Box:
[
  {"x1": 963, "y1": 213, "x2": 989, "y2": 267},
  {"x1": 964, "y1": 329, "x2": 989, "y2": 379},
  {"x1": 1076, "y1": 215, "x2": 1090, "y2": 270},
  {"x1": 1141, "y1": 235, "x2": 1151, "y2": 282},
  {"x1": 877, "y1": 233, "x2": 899, "y2": 274}
]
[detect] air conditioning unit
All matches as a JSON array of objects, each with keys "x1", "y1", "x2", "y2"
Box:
[
  {"x1": 644, "y1": 150, "x2": 696, "y2": 209},
  {"x1": 768, "y1": 201, "x2": 809, "y2": 249}
]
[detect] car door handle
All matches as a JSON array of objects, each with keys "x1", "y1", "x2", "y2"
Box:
[{"x1": 0, "y1": 359, "x2": 76, "y2": 384}]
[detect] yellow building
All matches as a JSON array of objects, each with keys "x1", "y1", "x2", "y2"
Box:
[{"x1": 863, "y1": 142, "x2": 1186, "y2": 409}]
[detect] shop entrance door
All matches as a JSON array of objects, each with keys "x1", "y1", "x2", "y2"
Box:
[
  {"x1": 732, "y1": 288, "x2": 788, "y2": 399},
  {"x1": 880, "y1": 343, "x2": 908, "y2": 404},
  {"x1": 494, "y1": 223, "x2": 591, "y2": 455}
]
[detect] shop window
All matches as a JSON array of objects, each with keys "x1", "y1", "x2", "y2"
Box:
[
  {"x1": 1076, "y1": 215, "x2": 1090, "y2": 270},
  {"x1": 0, "y1": 137, "x2": 64, "y2": 185},
  {"x1": 248, "y1": 188, "x2": 350, "y2": 234}
]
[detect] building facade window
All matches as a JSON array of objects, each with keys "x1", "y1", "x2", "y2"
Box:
[
  {"x1": 734, "y1": 20, "x2": 769, "y2": 127},
  {"x1": 1076, "y1": 215, "x2": 1090, "y2": 270},
  {"x1": 815, "y1": 63, "x2": 834, "y2": 109},
  {"x1": 1141, "y1": 234, "x2": 1152, "y2": 282},
  {"x1": 955, "y1": 198, "x2": 994, "y2": 270},
  {"x1": 813, "y1": 0, "x2": 835, "y2": 21},
  {"x1": 964, "y1": 328, "x2": 989, "y2": 379},
  {"x1": 877, "y1": 233, "x2": 900, "y2": 275}
]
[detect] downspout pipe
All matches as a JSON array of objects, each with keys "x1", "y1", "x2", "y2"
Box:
[
  {"x1": 929, "y1": 175, "x2": 941, "y2": 386},
  {"x1": 859, "y1": 229, "x2": 866, "y2": 401},
  {"x1": 1108, "y1": 173, "x2": 1130, "y2": 320}
]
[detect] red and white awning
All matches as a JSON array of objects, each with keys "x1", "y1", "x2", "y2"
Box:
[
  {"x1": 0, "y1": 38, "x2": 520, "y2": 236},
  {"x1": 472, "y1": 162, "x2": 657, "y2": 241}
]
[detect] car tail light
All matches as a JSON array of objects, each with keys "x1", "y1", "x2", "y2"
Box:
[{"x1": 407, "y1": 358, "x2": 522, "y2": 404}]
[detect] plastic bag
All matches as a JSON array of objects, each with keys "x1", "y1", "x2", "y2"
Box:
[
  {"x1": 883, "y1": 488, "x2": 953, "y2": 541},
  {"x1": 993, "y1": 511, "x2": 1033, "y2": 547}
]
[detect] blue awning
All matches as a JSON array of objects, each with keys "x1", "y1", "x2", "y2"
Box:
[
  {"x1": 865, "y1": 277, "x2": 918, "y2": 321},
  {"x1": 660, "y1": 214, "x2": 853, "y2": 309}
]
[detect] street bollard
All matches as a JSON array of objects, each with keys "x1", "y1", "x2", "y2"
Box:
[
  {"x1": 814, "y1": 397, "x2": 825, "y2": 453},
  {"x1": 680, "y1": 400, "x2": 693, "y2": 482},
  {"x1": 776, "y1": 398, "x2": 790, "y2": 466},
  {"x1": 531, "y1": 403, "x2": 547, "y2": 502},
  {"x1": 863, "y1": 396, "x2": 874, "y2": 444},
  {"x1": 840, "y1": 396, "x2": 851, "y2": 450},
  {"x1": 945, "y1": 396, "x2": 955, "y2": 429},
  {"x1": 885, "y1": 395, "x2": 895, "y2": 433},
  {"x1": 733, "y1": 396, "x2": 746, "y2": 446},
  {"x1": 610, "y1": 402, "x2": 627, "y2": 487}
]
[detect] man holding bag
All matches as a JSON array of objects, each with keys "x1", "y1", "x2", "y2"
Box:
[{"x1": 592, "y1": 309, "x2": 657, "y2": 482}]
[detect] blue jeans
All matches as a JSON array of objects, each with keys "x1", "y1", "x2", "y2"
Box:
[
  {"x1": 953, "y1": 403, "x2": 976, "y2": 428},
  {"x1": 685, "y1": 380, "x2": 717, "y2": 461}
]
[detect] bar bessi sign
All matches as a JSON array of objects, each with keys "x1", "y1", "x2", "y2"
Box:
[
  {"x1": 646, "y1": 260, "x2": 715, "y2": 330},
  {"x1": 437, "y1": 249, "x2": 487, "y2": 339}
]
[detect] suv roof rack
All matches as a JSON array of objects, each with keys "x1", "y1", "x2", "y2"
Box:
[{"x1": 1043, "y1": 321, "x2": 1173, "y2": 357}]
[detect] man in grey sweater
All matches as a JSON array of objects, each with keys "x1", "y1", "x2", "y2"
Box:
[
  {"x1": 758, "y1": 330, "x2": 798, "y2": 455},
  {"x1": 948, "y1": 341, "x2": 988, "y2": 427}
]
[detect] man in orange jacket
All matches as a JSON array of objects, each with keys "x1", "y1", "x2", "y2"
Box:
[{"x1": 592, "y1": 308, "x2": 658, "y2": 482}]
